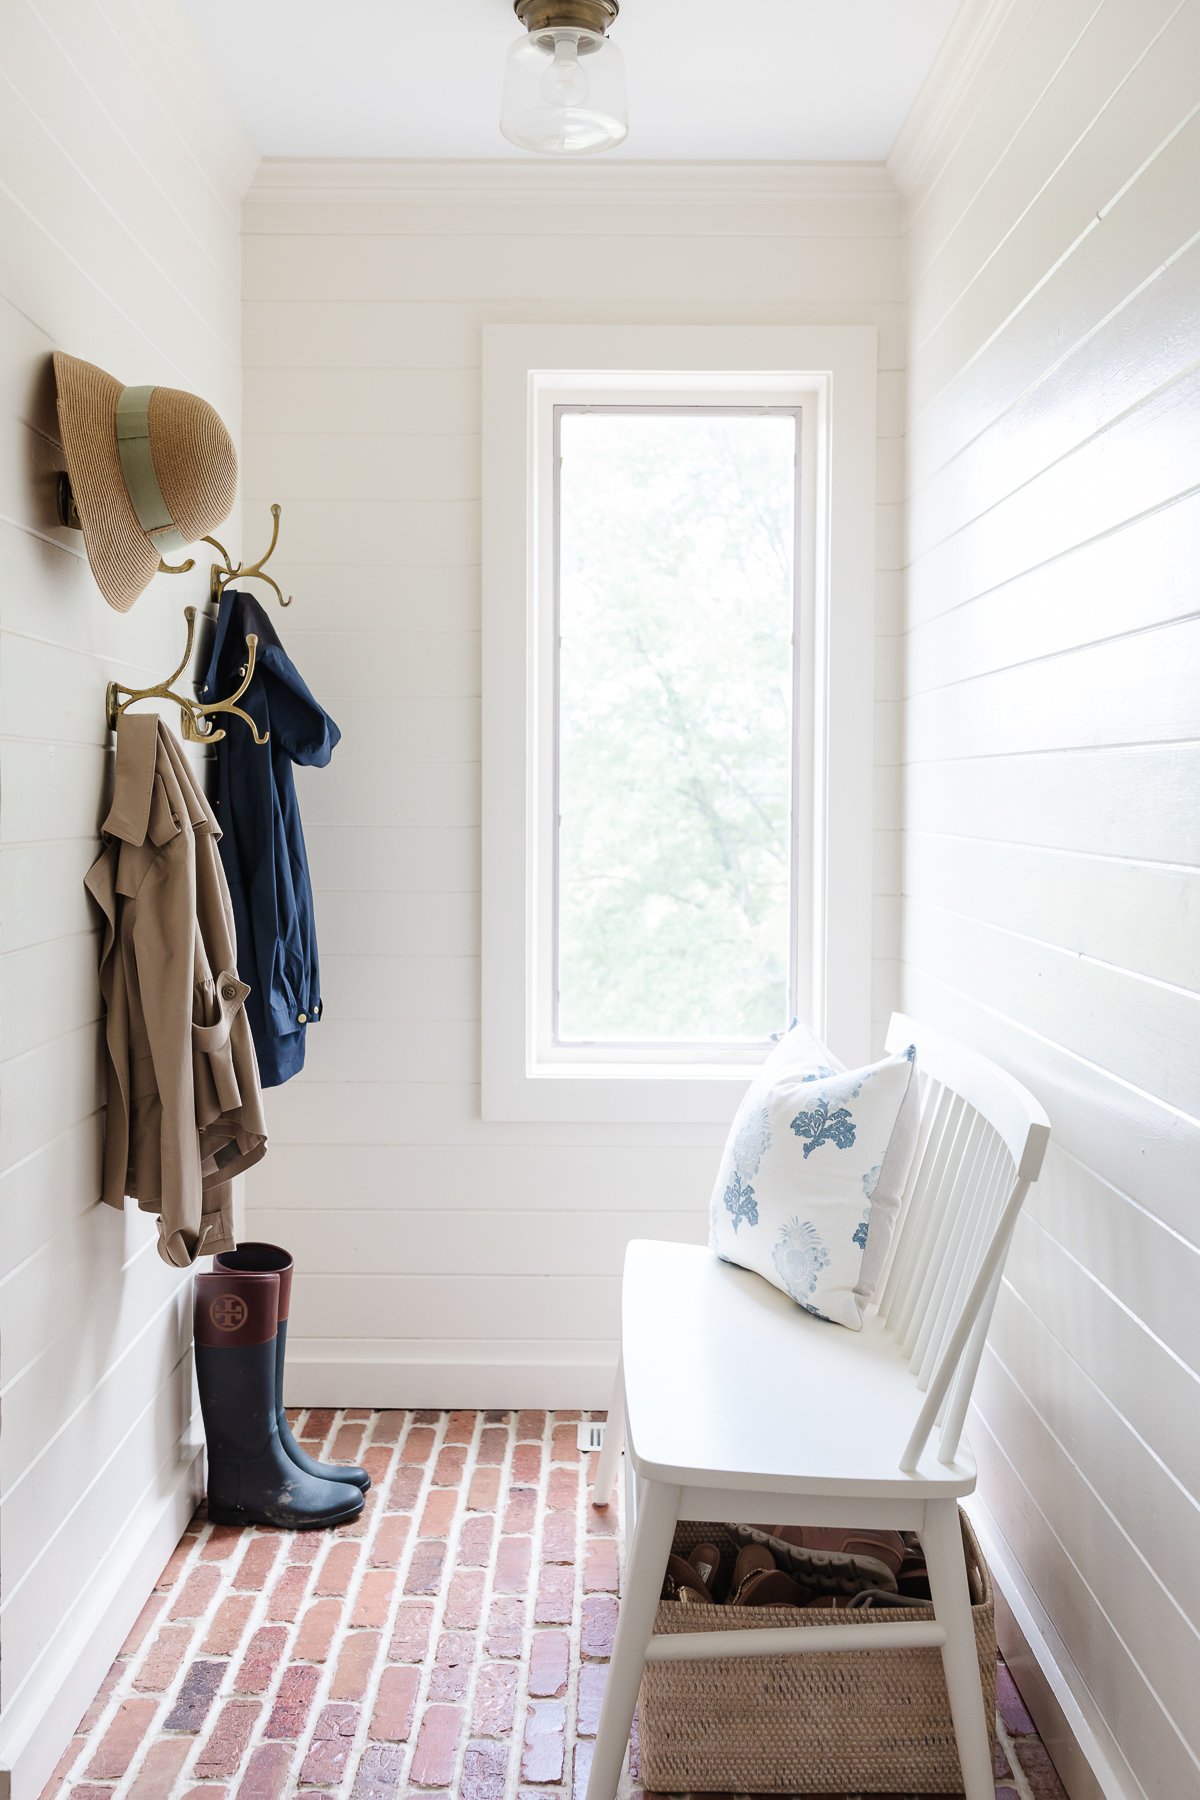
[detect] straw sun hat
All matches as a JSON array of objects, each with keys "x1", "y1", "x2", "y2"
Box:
[{"x1": 53, "y1": 351, "x2": 237, "y2": 612}]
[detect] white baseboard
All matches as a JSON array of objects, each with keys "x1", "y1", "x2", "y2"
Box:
[
  {"x1": 283, "y1": 1351, "x2": 615, "y2": 1411},
  {"x1": 0, "y1": 1445, "x2": 204, "y2": 1800},
  {"x1": 965, "y1": 1498, "x2": 1145, "y2": 1800}
]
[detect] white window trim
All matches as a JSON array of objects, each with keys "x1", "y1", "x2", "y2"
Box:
[{"x1": 482, "y1": 324, "x2": 877, "y2": 1123}]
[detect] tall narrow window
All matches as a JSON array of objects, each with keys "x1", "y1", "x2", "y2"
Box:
[
  {"x1": 484, "y1": 325, "x2": 877, "y2": 1121},
  {"x1": 554, "y1": 406, "x2": 801, "y2": 1053}
]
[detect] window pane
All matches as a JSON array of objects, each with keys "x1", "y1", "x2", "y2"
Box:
[{"x1": 555, "y1": 408, "x2": 797, "y2": 1044}]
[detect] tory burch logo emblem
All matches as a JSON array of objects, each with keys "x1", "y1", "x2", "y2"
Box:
[{"x1": 209, "y1": 1294, "x2": 249, "y2": 1332}]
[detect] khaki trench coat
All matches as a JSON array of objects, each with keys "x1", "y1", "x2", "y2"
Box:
[{"x1": 85, "y1": 713, "x2": 268, "y2": 1267}]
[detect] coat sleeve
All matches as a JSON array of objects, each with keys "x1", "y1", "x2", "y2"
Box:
[
  {"x1": 131, "y1": 843, "x2": 210, "y2": 1268},
  {"x1": 262, "y1": 647, "x2": 341, "y2": 766}
]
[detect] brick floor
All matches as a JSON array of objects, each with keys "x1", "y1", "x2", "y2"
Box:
[{"x1": 39, "y1": 1410, "x2": 1066, "y2": 1800}]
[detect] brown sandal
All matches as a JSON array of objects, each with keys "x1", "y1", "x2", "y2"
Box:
[
  {"x1": 726, "y1": 1542, "x2": 775, "y2": 1602},
  {"x1": 661, "y1": 1541, "x2": 723, "y2": 1604},
  {"x1": 732, "y1": 1566, "x2": 812, "y2": 1608}
]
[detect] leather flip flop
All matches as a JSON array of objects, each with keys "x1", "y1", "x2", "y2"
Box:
[
  {"x1": 731, "y1": 1567, "x2": 811, "y2": 1608},
  {"x1": 727, "y1": 1542, "x2": 777, "y2": 1604},
  {"x1": 662, "y1": 1554, "x2": 710, "y2": 1602},
  {"x1": 661, "y1": 1542, "x2": 722, "y2": 1604},
  {"x1": 689, "y1": 1541, "x2": 722, "y2": 1592}
]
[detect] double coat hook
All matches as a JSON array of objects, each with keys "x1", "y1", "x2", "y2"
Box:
[
  {"x1": 105, "y1": 606, "x2": 268, "y2": 746},
  {"x1": 159, "y1": 503, "x2": 293, "y2": 608}
]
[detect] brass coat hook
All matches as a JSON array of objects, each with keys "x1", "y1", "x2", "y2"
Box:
[
  {"x1": 105, "y1": 606, "x2": 269, "y2": 747},
  {"x1": 203, "y1": 502, "x2": 293, "y2": 607}
]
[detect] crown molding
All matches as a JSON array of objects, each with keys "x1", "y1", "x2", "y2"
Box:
[
  {"x1": 887, "y1": 0, "x2": 1020, "y2": 200},
  {"x1": 247, "y1": 156, "x2": 900, "y2": 208}
]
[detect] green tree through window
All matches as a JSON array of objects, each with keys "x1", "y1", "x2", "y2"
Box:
[{"x1": 556, "y1": 408, "x2": 797, "y2": 1044}]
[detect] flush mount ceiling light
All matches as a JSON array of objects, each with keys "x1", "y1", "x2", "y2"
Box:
[{"x1": 500, "y1": 0, "x2": 628, "y2": 157}]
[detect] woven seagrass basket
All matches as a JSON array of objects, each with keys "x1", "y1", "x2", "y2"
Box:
[{"x1": 638, "y1": 1508, "x2": 995, "y2": 1795}]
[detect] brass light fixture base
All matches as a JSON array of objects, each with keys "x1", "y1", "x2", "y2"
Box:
[{"x1": 514, "y1": 0, "x2": 618, "y2": 37}]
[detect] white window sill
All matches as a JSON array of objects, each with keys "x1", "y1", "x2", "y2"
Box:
[{"x1": 481, "y1": 1064, "x2": 755, "y2": 1125}]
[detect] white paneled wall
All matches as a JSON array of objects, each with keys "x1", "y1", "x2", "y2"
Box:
[
  {"x1": 893, "y1": 1, "x2": 1200, "y2": 1795},
  {"x1": 0, "y1": 4, "x2": 254, "y2": 1794},
  {"x1": 240, "y1": 162, "x2": 904, "y2": 1405}
]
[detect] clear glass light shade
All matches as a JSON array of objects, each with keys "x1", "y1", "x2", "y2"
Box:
[{"x1": 500, "y1": 27, "x2": 628, "y2": 155}]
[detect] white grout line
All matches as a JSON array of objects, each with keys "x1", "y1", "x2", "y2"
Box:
[
  {"x1": 505, "y1": 1409, "x2": 554, "y2": 1800},
  {"x1": 310, "y1": 1410, "x2": 420, "y2": 1798},
  {"x1": 996, "y1": 1707, "x2": 1038, "y2": 1800},
  {"x1": 348, "y1": 1406, "x2": 481, "y2": 1799},
  {"x1": 461, "y1": 1412, "x2": 522, "y2": 1800},
  {"x1": 162, "y1": 1404, "x2": 353, "y2": 1798},
  {"x1": 563, "y1": 1425, "x2": 586, "y2": 1800},
  {"x1": 169, "y1": 1405, "x2": 354, "y2": 1797},
  {"x1": 218, "y1": 1404, "x2": 441, "y2": 1800},
  {"x1": 431, "y1": 1409, "x2": 502, "y2": 1800},
  {"x1": 297, "y1": 1408, "x2": 432, "y2": 1799}
]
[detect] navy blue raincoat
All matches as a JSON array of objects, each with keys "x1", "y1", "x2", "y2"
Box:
[{"x1": 200, "y1": 589, "x2": 340, "y2": 1087}]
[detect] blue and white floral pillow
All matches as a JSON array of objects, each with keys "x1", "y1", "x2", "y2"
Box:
[{"x1": 708, "y1": 1024, "x2": 920, "y2": 1330}]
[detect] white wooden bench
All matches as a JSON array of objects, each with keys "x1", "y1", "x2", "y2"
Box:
[{"x1": 587, "y1": 1012, "x2": 1051, "y2": 1800}]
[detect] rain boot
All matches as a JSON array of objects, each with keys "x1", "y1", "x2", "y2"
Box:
[
  {"x1": 195, "y1": 1267, "x2": 365, "y2": 1529},
  {"x1": 213, "y1": 1241, "x2": 370, "y2": 1492}
]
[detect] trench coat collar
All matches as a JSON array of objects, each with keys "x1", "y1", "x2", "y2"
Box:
[{"x1": 103, "y1": 712, "x2": 220, "y2": 846}]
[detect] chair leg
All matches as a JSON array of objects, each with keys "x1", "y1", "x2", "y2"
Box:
[
  {"x1": 922, "y1": 1500, "x2": 994, "y2": 1800},
  {"x1": 591, "y1": 1355, "x2": 625, "y2": 1509},
  {"x1": 585, "y1": 1475, "x2": 679, "y2": 1800}
]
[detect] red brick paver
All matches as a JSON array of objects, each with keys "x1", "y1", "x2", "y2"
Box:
[
  {"x1": 131, "y1": 1623, "x2": 191, "y2": 1693},
  {"x1": 369, "y1": 1664, "x2": 420, "y2": 1743},
  {"x1": 126, "y1": 1736, "x2": 192, "y2": 1797},
  {"x1": 84, "y1": 1698, "x2": 158, "y2": 1780},
  {"x1": 36, "y1": 1409, "x2": 1057, "y2": 1800},
  {"x1": 330, "y1": 1630, "x2": 382, "y2": 1702}
]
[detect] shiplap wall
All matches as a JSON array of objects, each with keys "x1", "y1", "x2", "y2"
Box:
[
  {"x1": 0, "y1": 4, "x2": 254, "y2": 1792},
  {"x1": 239, "y1": 162, "x2": 904, "y2": 1404},
  {"x1": 894, "y1": 1, "x2": 1200, "y2": 1794}
]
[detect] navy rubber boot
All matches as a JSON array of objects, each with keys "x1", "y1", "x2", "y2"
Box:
[
  {"x1": 213, "y1": 1241, "x2": 370, "y2": 1492},
  {"x1": 195, "y1": 1268, "x2": 364, "y2": 1530}
]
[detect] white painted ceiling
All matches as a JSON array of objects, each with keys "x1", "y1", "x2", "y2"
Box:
[{"x1": 183, "y1": 0, "x2": 962, "y2": 162}]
